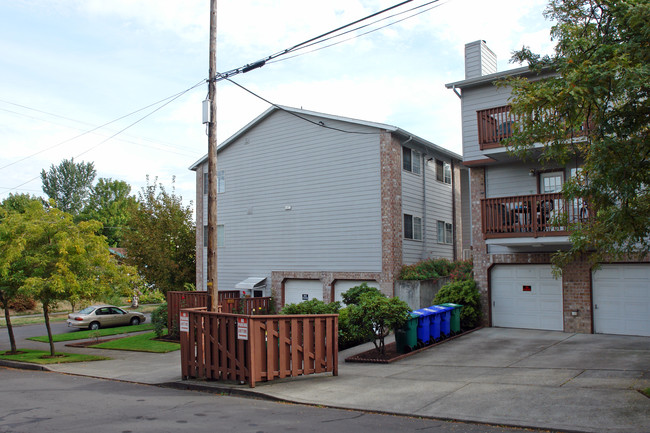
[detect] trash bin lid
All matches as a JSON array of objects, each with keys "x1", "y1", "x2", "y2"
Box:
[
  {"x1": 428, "y1": 305, "x2": 453, "y2": 312},
  {"x1": 441, "y1": 302, "x2": 463, "y2": 308}
]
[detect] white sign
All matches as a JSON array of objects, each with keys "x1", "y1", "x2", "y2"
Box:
[
  {"x1": 237, "y1": 317, "x2": 248, "y2": 340},
  {"x1": 179, "y1": 311, "x2": 189, "y2": 333}
]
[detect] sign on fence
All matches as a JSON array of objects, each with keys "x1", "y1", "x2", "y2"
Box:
[
  {"x1": 237, "y1": 317, "x2": 248, "y2": 340},
  {"x1": 180, "y1": 311, "x2": 189, "y2": 333}
]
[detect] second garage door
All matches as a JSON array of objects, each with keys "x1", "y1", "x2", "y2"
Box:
[
  {"x1": 333, "y1": 280, "x2": 380, "y2": 305},
  {"x1": 593, "y1": 264, "x2": 650, "y2": 337},
  {"x1": 284, "y1": 279, "x2": 323, "y2": 306},
  {"x1": 491, "y1": 264, "x2": 563, "y2": 331}
]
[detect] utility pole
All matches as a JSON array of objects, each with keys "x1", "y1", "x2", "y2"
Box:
[{"x1": 207, "y1": 0, "x2": 219, "y2": 311}]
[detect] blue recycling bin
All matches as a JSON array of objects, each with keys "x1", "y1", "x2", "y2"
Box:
[
  {"x1": 432, "y1": 305, "x2": 453, "y2": 337},
  {"x1": 423, "y1": 306, "x2": 444, "y2": 340},
  {"x1": 411, "y1": 309, "x2": 431, "y2": 345}
]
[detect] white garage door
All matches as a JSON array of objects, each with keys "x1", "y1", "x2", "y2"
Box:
[
  {"x1": 333, "y1": 280, "x2": 379, "y2": 305},
  {"x1": 491, "y1": 265, "x2": 563, "y2": 331},
  {"x1": 593, "y1": 264, "x2": 650, "y2": 337},
  {"x1": 284, "y1": 279, "x2": 323, "y2": 305}
]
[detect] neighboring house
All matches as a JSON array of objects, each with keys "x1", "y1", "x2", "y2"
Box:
[
  {"x1": 190, "y1": 105, "x2": 469, "y2": 306},
  {"x1": 446, "y1": 40, "x2": 649, "y2": 337}
]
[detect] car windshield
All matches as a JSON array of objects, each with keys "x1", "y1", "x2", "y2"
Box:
[{"x1": 78, "y1": 306, "x2": 96, "y2": 314}]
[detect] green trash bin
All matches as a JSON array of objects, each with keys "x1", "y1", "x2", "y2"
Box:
[
  {"x1": 395, "y1": 312, "x2": 418, "y2": 354},
  {"x1": 440, "y1": 303, "x2": 463, "y2": 333}
]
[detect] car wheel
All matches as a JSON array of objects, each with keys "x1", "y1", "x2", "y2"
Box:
[
  {"x1": 89, "y1": 321, "x2": 100, "y2": 331},
  {"x1": 130, "y1": 317, "x2": 140, "y2": 326}
]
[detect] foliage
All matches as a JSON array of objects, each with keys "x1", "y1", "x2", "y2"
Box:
[
  {"x1": 7, "y1": 294, "x2": 36, "y2": 312},
  {"x1": 137, "y1": 288, "x2": 166, "y2": 304},
  {"x1": 40, "y1": 158, "x2": 96, "y2": 216},
  {"x1": 1, "y1": 202, "x2": 137, "y2": 355},
  {"x1": 337, "y1": 307, "x2": 372, "y2": 350},
  {"x1": 79, "y1": 178, "x2": 135, "y2": 247},
  {"x1": 280, "y1": 298, "x2": 341, "y2": 315},
  {"x1": 122, "y1": 176, "x2": 195, "y2": 293},
  {"x1": 399, "y1": 259, "x2": 473, "y2": 281},
  {"x1": 340, "y1": 283, "x2": 382, "y2": 306},
  {"x1": 433, "y1": 279, "x2": 482, "y2": 329},
  {"x1": 503, "y1": 0, "x2": 650, "y2": 267},
  {"x1": 348, "y1": 292, "x2": 411, "y2": 355},
  {"x1": 0, "y1": 193, "x2": 44, "y2": 216},
  {"x1": 151, "y1": 303, "x2": 168, "y2": 338}
]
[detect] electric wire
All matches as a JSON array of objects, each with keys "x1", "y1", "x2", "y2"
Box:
[
  {"x1": 0, "y1": 79, "x2": 205, "y2": 171},
  {"x1": 226, "y1": 78, "x2": 381, "y2": 135},
  {"x1": 3, "y1": 80, "x2": 206, "y2": 194}
]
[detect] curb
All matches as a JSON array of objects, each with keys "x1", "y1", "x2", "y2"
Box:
[{"x1": 0, "y1": 359, "x2": 51, "y2": 372}]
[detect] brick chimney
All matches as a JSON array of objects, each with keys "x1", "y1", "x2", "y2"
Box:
[{"x1": 464, "y1": 40, "x2": 497, "y2": 79}]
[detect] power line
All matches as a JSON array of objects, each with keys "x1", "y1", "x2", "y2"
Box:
[
  {"x1": 226, "y1": 78, "x2": 381, "y2": 135},
  {"x1": 0, "y1": 80, "x2": 205, "y2": 171}
]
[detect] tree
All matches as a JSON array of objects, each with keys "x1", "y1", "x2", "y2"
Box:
[
  {"x1": 348, "y1": 292, "x2": 410, "y2": 355},
  {"x1": 0, "y1": 194, "x2": 44, "y2": 354},
  {"x1": 41, "y1": 158, "x2": 96, "y2": 216},
  {"x1": 80, "y1": 178, "x2": 135, "y2": 246},
  {"x1": 504, "y1": 0, "x2": 649, "y2": 268},
  {"x1": 122, "y1": 177, "x2": 195, "y2": 293},
  {"x1": 7, "y1": 202, "x2": 136, "y2": 356}
]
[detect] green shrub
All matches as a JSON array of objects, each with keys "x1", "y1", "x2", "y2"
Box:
[
  {"x1": 280, "y1": 298, "x2": 341, "y2": 315},
  {"x1": 399, "y1": 259, "x2": 473, "y2": 281},
  {"x1": 348, "y1": 293, "x2": 410, "y2": 355},
  {"x1": 341, "y1": 283, "x2": 382, "y2": 306},
  {"x1": 338, "y1": 307, "x2": 372, "y2": 350},
  {"x1": 433, "y1": 279, "x2": 481, "y2": 329},
  {"x1": 7, "y1": 294, "x2": 36, "y2": 312},
  {"x1": 138, "y1": 289, "x2": 165, "y2": 304},
  {"x1": 151, "y1": 303, "x2": 168, "y2": 338}
]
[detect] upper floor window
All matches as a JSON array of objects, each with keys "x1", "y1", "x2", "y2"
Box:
[
  {"x1": 203, "y1": 170, "x2": 225, "y2": 194},
  {"x1": 203, "y1": 224, "x2": 225, "y2": 247},
  {"x1": 402, "y1": 147, "x2": 421, "y2": 174},
  {"x1": 436, "y1": 160, "x2": 451, "y2": 184},
  {"x1": 404, "y1": 214, "x2": 422, "y2": 241},
  {"x1": 437, "y1": 221, "x2": 453, "y2": 244}
]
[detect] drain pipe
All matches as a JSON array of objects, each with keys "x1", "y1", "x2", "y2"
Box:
[{"x1": 451, "y1": 85, "x2": 461, "y2": 99}]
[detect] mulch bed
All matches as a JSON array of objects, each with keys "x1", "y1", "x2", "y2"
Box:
[{"x1": 345, "y1": 327, "x2": 482, "y2": 364}]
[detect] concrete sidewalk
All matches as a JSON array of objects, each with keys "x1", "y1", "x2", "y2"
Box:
[{"x1": 2, "y1": 327, "x2": 649, "y2": 433}]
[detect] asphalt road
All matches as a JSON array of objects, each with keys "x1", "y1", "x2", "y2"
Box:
[{"x1": 0, "y1": 367, "x2": 539, "y2": 433}]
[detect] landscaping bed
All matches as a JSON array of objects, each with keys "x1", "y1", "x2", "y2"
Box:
[{"x1": 345, "y1": 327, "x2": 482, "y2": 364}]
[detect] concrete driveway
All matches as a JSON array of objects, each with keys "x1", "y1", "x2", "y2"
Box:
[{"x1": 247, "y1": 328, "x2": 650, "y2": 433}]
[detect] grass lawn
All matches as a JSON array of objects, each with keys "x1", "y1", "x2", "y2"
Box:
[
  {"x1": 0, "y1": 349, "x2": 109, "y2": 364},
  {"x1": 642, "y1": 388, "x2": 650, "y2": 399},
  {"x1": 90, "y1": 331, "x2": 179, "y2": 353},
  {"x1": 27, "y1": 324, "x2": 154, "y2": 343}
]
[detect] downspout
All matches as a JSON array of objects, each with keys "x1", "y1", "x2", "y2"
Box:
[
  {"x1": 451, "y1": 85, "x2": 461, "y2": 99},
  {"x1": 451, "y1": 159, "x2": 457, "y2": 261},
  {"x1": 422, "y1": 153, "x2": 427, "y2": 260}
]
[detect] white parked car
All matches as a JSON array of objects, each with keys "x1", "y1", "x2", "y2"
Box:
[{"x1": 67, "y1": 305, "x2": 146, "y2": 330}]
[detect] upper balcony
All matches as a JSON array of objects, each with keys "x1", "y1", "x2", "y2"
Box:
[
  {"x1": 481, "y1": 193, "x2": 589, "y2": 244},
  {"x1": 477, "y1": 105, "x2": 517, "y2": 150}
]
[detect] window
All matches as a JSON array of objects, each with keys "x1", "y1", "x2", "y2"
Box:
[
  {"x1": 437, "y1": 221, "x2": 453, "y2": 244},
  {"x1": 402, "y1": 147, "x2": 421, "y2": 174},
  {"x1": 203, "y1": 224, "x2": 225, "y2": 247},
  {"x1": 404, "y1": 214, "x2": 422, "y2": 240},
  {"x1": 203, "y1": 170, "x2": 225, "y2": 194},
  {"x1": 436, "y1": 160, "x2": 451, "y2": 184}
]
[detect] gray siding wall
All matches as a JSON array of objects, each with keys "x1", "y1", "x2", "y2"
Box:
[
  {"x1": 401, "y1": 149, "x2": 455, "y2": 264},
  {"x1": 197, "y1": 110, "x2": 383, "y2": 291},
  {"x1": 486, "y1": 162, "x2": 538, "y2": 198},
  {"x1": 460, "y1": 85, "x2": 513, "y2": 163}
]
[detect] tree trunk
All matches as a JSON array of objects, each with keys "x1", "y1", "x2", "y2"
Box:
[
  {"x1": 43, "y1": 303, "x2": 56, "y2": 356},
  {"x1": 2, "y1": 298, "x2": 17, "y2": 354}
]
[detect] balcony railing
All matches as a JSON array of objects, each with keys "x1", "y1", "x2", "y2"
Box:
[
  {"x1": 477, "y1": 105, "x2": 518, "y2": 150},
  {"x1": 481, "y1": 193, "x2": 589, "y2": 239},
  {"x1": 477, "y1": 105, "x2": 592, "y2": 151}
]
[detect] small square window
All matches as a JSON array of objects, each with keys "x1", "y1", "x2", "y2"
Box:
[
  {"x1": 203, "y1": 170, "x2": 225, "y2": 194},
  {"x1": 436, "y1": 160, "x2": 451, "y2": 184},
  {"x1": 437, "y1": 221, "x2": 453, "y2": 244},
  {"x1": 204, "y1": 225, "x2": 225, "y2": 247}
]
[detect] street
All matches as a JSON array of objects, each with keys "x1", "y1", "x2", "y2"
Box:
[{"x1": 0, "y1": 367, "x2": 535, "y2": 433}]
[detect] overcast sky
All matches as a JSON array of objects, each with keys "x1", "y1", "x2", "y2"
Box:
[{"x1": 0, "y1": 0, "x2": 555, "y2": 209}]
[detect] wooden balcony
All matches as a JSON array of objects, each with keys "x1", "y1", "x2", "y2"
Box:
[
  {"x1": 481, "y1": 193, "x2": 589, "y2": 239},
  {"x1": 477, "y1": 105, "x2": 517, "y2": 150}
]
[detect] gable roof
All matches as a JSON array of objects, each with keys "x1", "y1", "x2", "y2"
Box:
[{"x1": 189, "y1": 105, "x2": 461, "y2": 170}]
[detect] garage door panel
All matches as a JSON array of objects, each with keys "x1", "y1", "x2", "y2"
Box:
[
  {"x1": 333, "y1": 280, "x2": 379, "y2": 304},
  {"x1": 491, "y1": 265, "x2": 563, "y2": 331},
  {"x1": 284, "y1": 280, "x2": 323, "y2": 306},
  {"x1": 593, "y1": 264, "x2": 650, "y2": 337}
]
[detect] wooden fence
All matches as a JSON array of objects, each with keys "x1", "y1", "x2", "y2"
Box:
[
  {"x1": 180, "y1": 307, "x2": 338, "y2": 387},
  {"x1": 166, "y1": 291, "x2": 273, "y2": 334}
]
